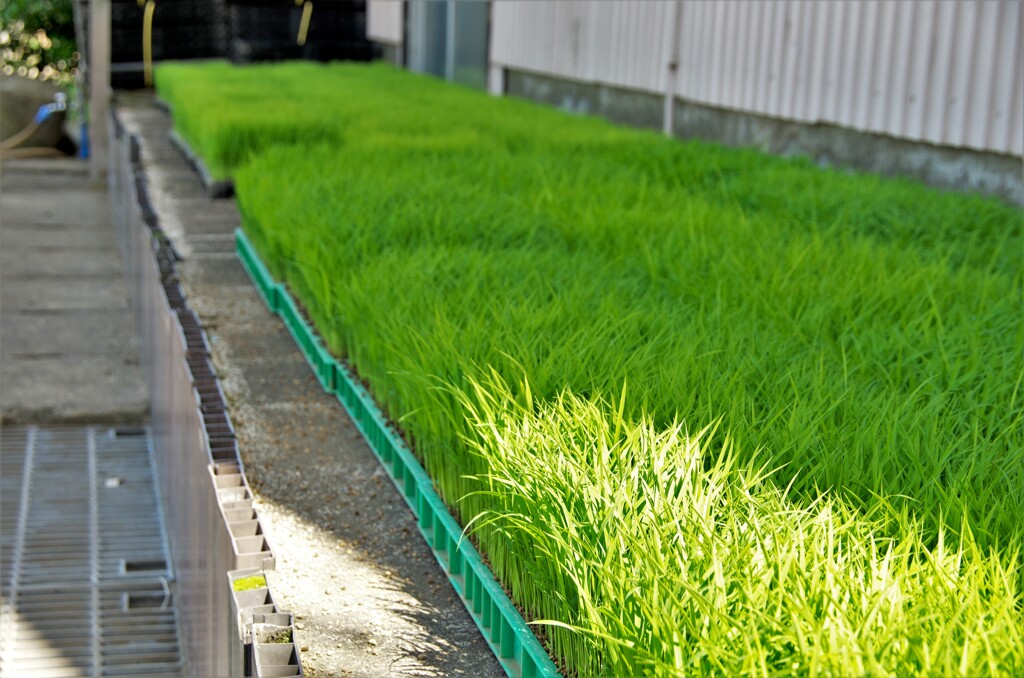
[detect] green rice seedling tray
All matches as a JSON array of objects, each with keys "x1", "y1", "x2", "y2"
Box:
[{"x1": 236, "y1": 228, "x2": 560, "y2": 678}]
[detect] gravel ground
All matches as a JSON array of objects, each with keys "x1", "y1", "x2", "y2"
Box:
[{"x1": 117, "y1": 96, "x2": 503, "y2": 678}]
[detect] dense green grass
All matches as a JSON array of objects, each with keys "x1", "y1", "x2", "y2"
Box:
[
  {"x1": 158, "y1": 61, "x2": 1024, "y2": 675},
  {"x1": 156, "y1": 60, "x2": 657, "y2": 180},
  {"x1": 457, "y1": 373, "x2": 1022, "y2": 675}
]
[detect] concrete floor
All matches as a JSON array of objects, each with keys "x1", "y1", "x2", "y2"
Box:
[
  {"x1": 0, "y1": 159, "x2": 147, "y2": 424},
  {"x1": 0, "y1": 159, "x2": 180, "y2": 676}
]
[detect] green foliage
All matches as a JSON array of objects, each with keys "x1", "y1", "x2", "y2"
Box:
[
  {"x1": 457, "y1": 373, "x2": 1023, "y2": 676},
  {"x1": 268, "y1": 628, "x2": 293, "y2": 644},
  {"x1": 155, "y1": 60, "x2": 648, "y2": 180},
  {"x1": 0, "y1": 0, "x2": 78, "y2": 82},
  {"x1": 232, "y1": 574, "x2": 267, "y2": 592},
  {"x1": 159, "y1": 60, "x2": 1024, "y2": 676}
]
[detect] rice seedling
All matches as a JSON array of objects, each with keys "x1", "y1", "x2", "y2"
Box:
[
  {"x1": 155, "y1": 60, "x2": 649, "y2": 180},
  {"x1": 455, "y1": 371, "x2": 1023, "y2": 676},
  {"x1": 236, "y1": 142, "x2": 1022, "y2": 546},
  {"x1": 157, "y1": 60, "x2": 1024, "y2": 675},
  {"x1": 232, "y1": 574, "x2": 267, "y2": 592}
]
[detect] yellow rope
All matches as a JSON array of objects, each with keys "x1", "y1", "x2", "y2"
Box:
[
  {"x1": 297, "y1": 1, "x2": 313, "y2": 47},
  {"x1": 143, "y1": 0, "x2": 156, "y2": 86}
]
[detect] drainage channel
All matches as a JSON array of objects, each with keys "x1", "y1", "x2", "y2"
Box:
[{"x1": 0, "y1": 426, "x2": 182, "y2": 677}]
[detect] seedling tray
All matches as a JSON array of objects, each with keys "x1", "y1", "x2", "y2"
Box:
[
  {"x1": 153, "y1": 97, "x2": 173, "y2": 114},
  {"x1": 236, "y1": 228, "x2": 560, "y2": 678},
  {"x1": 167, "y1": 129, "x2": 234, "y2": 199}
]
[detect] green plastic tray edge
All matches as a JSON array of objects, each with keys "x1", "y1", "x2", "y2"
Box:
[{"x1": 235, "y1": 228, "x2": 561, "y2": 678}]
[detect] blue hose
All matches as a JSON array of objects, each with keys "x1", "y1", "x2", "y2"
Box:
[
  {"x1": 80, "y1": 120, "x2": 89, "y2": 159},
  {"x1": 33, "y1": 97, "x2": 68, "y2": 124}
]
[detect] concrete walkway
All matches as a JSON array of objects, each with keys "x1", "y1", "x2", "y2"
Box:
[
  {"x1": 1, "y1": 159, "x2": 147, "y2": 424},
  {"x1": 0, "y1": 159, "x2": 181, "y2": 676}
]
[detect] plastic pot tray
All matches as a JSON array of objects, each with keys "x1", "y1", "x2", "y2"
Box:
[
  {"x1": 153, "y1": 96, "x2": 172, "y2": 114},
  {"x1": 236, "y1": 228, "x2": 560, "y2": 678},
  {"x1": 167, "y1": 129, "x2": 234, "y2": 199}
]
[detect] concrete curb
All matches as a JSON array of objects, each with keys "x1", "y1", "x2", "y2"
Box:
[{"x1": 110, "y1": 108, "x2": 297, "y2": 677}]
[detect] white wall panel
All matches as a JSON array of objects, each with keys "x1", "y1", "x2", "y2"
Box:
[
  {"x1": 493, "y1": 0, "x2": 668, "y2": 93},
  {"x1": 367, "y1": 0, "x2": 403, "y2": 45},
  {"x1": 490, "y1": 0, "x2": 1024, "y2": 156}
]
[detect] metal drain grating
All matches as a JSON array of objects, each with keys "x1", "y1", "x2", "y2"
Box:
[{"x1": 1, "y1": 426, "x2": 183, "y2": 677}]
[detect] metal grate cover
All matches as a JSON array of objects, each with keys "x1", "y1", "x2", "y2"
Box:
[{"x1": 1, "y1": 426, "x2": 183, "y2": 677}]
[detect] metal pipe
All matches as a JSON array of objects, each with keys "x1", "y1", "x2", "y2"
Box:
[
  {"x1": 297, "y1": 1, "x2": 314, "y2": 47},
  {"x1": 142, "y1": 1, "x2": 156, "y2": 86},
  {"x1": 89, "y1": 0, "x2": 111, "y2": 180},
  {"x1": 445, "y1": 0, "x2": 456, "y2": 81},
  {"x1": 663, "y1": 0, "x2": 684, "y2": 137}
]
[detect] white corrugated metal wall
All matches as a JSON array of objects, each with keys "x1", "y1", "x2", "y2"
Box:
[
  {"x1": 491, "y1": 1, "x2": 674, "y2": 93},
  {"x1": 367, "y1": 0, "x2": 403, "y2": 45},
  {"x1": 489, "y1": 0, "x2": 1023, "y2": 157}
]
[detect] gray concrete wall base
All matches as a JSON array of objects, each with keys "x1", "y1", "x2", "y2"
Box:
[
  {"x1": 508, "y1": 69, "x2": 665, "y2": 131},
  {"x1": 377, "y1": 42, "x2": 403, "y2": 67},
  {"x1": 506, "y1": 68, "x2": 1024, "y2": 206}
]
